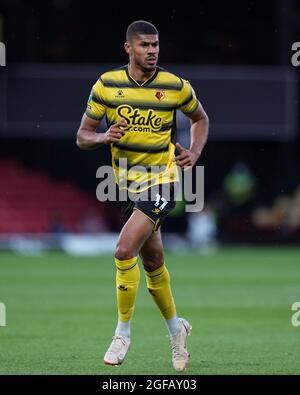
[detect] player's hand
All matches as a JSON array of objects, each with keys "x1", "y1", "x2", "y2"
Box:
[
  {"x1": 174, "y1": 142, "x2": 197, "y2": 170},
  {"x1": 102, "y1": 118, "x2": 128, "y2": 144}
]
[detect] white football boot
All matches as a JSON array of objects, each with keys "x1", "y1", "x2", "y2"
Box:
[
  {"x1": 103, "y1": 335, "x2": 130, "y2": 366},
  {"x1": 170, "y1": 318, "x2": 192, "y2": 372}
]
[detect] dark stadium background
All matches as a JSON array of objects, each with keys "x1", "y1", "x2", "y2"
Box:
[
  {"x1": 1, "y1": 0, "x2": 300, "y2": 245},
  {"x1": 0, "y1": 0, "x2": 300, "y2": 376}
]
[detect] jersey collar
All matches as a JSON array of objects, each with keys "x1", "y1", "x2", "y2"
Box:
[{"x1": 125, "y1": 65, "x2": 159, "y2": 87}]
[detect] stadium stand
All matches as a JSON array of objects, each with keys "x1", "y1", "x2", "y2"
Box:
[{"x1": 0, "y1": 159, "x2": 111, "y2": 234}]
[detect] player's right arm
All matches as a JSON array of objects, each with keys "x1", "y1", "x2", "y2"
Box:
[
  {"x1": 76, "y1": 115, "x2": 128, "y2": 150},
  {"x1": 76, "y1": 78, "x2": 127, "y2": 149}
]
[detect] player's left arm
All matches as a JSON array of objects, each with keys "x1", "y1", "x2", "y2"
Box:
[{"x1": 175, "y1": 101, "x2": 209, "y2": 169}]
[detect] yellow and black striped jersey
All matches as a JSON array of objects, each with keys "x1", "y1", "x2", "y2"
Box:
[{"x1": 85, "y1": 65, "x2": 199, "y2": 193}]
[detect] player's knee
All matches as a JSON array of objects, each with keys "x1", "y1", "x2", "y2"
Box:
[{"x1": 115, "y1": 244, "x2": 136, "y2": 261}]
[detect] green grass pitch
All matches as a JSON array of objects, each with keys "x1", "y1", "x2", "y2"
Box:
[{"x1": 0, "y1": 247, "x2": 300, "y2": 375}]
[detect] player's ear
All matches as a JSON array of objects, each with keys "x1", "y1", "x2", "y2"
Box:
[{"x1": 124, "y1": 42, "x2": 130, "y2": 55}]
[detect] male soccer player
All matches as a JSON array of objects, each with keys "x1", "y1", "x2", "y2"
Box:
[{"x1": 76, "y1": 20, "x2": 209, "y2": 372}]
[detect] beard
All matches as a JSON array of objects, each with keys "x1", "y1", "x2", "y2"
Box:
[
  {"x1": 134, "y1": 57, "x2": 157, "y2": 72},
  {"x1": 143, "y1": 64, "x2": 156, "y2": 71}
]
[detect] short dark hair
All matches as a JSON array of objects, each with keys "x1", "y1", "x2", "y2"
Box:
[{"x1": 126, "y1": 20, "x2": 158, "y2": 42}]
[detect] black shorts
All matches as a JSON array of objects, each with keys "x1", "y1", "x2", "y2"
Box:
[{"x1": 117, "y1": 183, "x2": 178, "y2": 231}]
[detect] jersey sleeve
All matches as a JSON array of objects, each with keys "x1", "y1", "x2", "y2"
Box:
[
  {"x1": 177, "y1": 79, "x2": 199, "y2": 114},
  {"x1": 85, "y1": 79, "x2": 107, "y2": 121}
]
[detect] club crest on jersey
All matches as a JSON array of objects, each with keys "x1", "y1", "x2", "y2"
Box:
[{"x1": 155, "y1": 90, "x2": 165, "y2": 101}]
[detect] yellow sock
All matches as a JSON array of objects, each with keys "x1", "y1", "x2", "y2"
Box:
[
  {"x1": 115, "y1": 256, "x2": 140, "y2": 322},
  {"x1": 144, "y1": 264, "x2": 177, "y2": 320}
]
